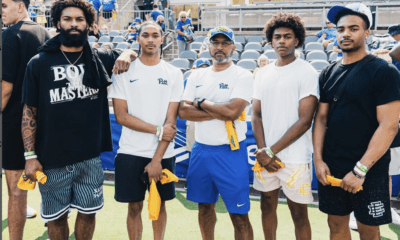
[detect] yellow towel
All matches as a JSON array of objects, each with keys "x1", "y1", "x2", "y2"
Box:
[
  {"x1": 326, "y1": 175, "x2": 363, "y2": 192},
  {"x1": 148, "y1": 169, "x2": 179, "y2": 220},
  {"x1": 226, "y1": 110, "x2": 246, "y2": 150},
  {"x1": 252, "y1": 160, "x2": 285, "y2": 182},
  {"x1": 17, "y1": 171, "x2": 47, "y2": 190}
]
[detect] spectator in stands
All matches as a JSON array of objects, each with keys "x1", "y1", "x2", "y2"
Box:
[
  {"x1": 175, "y1": 11, "x2": 194, "y2": 55},
  {"x1": 35, "y1": 0, "x2": 47, "y2": 27},
  {"x1": 142, "y1": 0, "x2": 154, "y2": 21},
  {"x1": 390, "y1": 43, "x2": 400, "y2": 70},
  {"x1": 109, "y1": 21, "x2": 183, "y2": 240},
  {"x1": 125, "y1": 25, "x2": 138, "y2": 44},
  {"x1": 100, "y1": 24, "x2": 109, "y2": 35},
  {"x1": 21, "y1": 0, "x2": 137, "y2": 239},
  {"x1": 28, "y1": 0, "x2": 37, "y2": 21},
  {"x1": 389, "y1": 24, "x2": 400, "y2": 43},
  {"x1": 150, "y1": 4, "x2": 163, "y2": 22},
  {"x1": 310, "y1": 20, "x2": 337, "y2": 49},
  {"x1": 156, "y1": 15, "x2": 165, "y2": 32},
  {"x1": 2, "y1": 0, "x2": 50, "y2": 238},
  {"x1": 130, "y1": 17, "x2": 142, "y2": 27},
  {"x1": 99, "y1": 0, "x2": 118, "y2": 30},
  {"x1": 199, "y1": 29, "x2": 212, "y2": 54},
  {"x1": 102, "y1": 42, "x2": 113, "y2": 49},
  {"x1": 158, "y1": 0, "x2": 169, "y2": 10},
  {"x1": 89, "y1": 23, "x2": 102, "y2": 39},
  {"x1": 88, "y1": 0, "x2": 101, "y2": 24},
  {"x1": 253, "y1": 55, "x2": 269, "y2": 77},
  {"x1": 314, "y1": 3, "x2": 400, "y2": 239},
  {"x1": 179, "y1": 26, "x2": 254, "y2": 240},
  {"x1": 333, "y1": 39, "x2": 343, "y2": 60},
  {"x1": 253, "y1": 13, "x2": 317, "y2": 240},
  {"x1": 317, "y1": 32, "x2": 327, "y2": 43}
]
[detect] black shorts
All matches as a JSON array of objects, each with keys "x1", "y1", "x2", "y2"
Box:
[
  {"x1": 3, "y1": 123, "x2": 25, "y2": 170},
  {"x1": 102, "y1": 11, "x2": 113, "y2": 19},
  {"x1": 318, "y1": 168, "x2": 391, "y2": 226},
  {"x1": 114, "y1": 154, "x2": 176, "y2": 203}
]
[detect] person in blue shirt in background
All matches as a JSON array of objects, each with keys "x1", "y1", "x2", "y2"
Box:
[
  {"x1": 28, "y1": 0, "x2": 37, "y2": 22},
  {"x1": 389, "y1": 24, "x2": 400, "y2": 70},
  {"x1": 99, "y1": 0, "x2": 118, "y2": 29},
  {"x1": 309, "y1": 20, "x2": 337, "y2": 49},
  {"x1": 175, "y1": 11, "x2": 194, "y2": 55},
  {"x1": 333, "y1": 39, "x2": 343, "y2": 60},
  {"x1": 130, "y1": 17, "x2": 142, "y2": 28},
  {"x1": 150, "y1": 4, "x2": 163, "y2": 22},
  {"x1": 124, "y1": 25, "x2": 138, "y2": 44},
  {"x1": 88, "y1": 0, "x2": 101, "y2": 24},
  {"x1": 156, "y1": 15, "x2": 165, "y2": 32}
]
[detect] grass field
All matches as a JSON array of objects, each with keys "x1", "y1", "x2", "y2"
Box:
[{"x1": 2, "y1": 179, "x2": 400, "y2": 239}]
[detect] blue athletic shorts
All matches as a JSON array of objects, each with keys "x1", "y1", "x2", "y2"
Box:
[
  {"x1": 187, "y1": 141, "x2": 250, "y2": 215},
  {"x1": 39, "y1": 157, "x2": 104, "y2": 221}
]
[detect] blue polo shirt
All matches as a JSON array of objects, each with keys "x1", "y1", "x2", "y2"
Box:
[
  {"x1": 89, "y1": 0, "x2": 101, "y2": 11},
  {"x1": 101, "y1": 0, "x2": 116, "y2": 12},
  {"x1": 333, "y1": 39, "x2": 342, "y2": 58},
  {"x1": 175, "y1": 18, "x2": 193, "y2": 41},
  {"x1": 150, "y1": 10, "x2": 164, "y2": 22},
  {"x1": 317, "y1": 28, "x2": 337, "y2": 41},
  {"x1": 28, "y1": 5, "x2": 37, "y2": 21},
  {"x1": 127, "y1": 33, "x2": 138, "y2": 43}
]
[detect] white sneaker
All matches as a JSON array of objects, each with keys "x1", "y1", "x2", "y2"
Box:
[
  {"x1": 26, "y1": 206, "x2": 37, "y2": 218},
  {"x1": 349, "y1": 212, "x2": 358, "y2": 230},
  {"x1": 391, "y1": 208, "x2": 400, "y2": 225}
]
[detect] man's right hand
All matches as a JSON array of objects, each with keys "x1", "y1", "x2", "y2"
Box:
[
  {"x1": 162, "y1": 123, "x2": 177, "y2": 142},
  {"x1": 254, "y1": 149, "x2": 273, "y2": 167},
  {"x1": 25, "y1": 159, "x2": 43, "y2": 182},
  {"x1": 314, "y1": 159, "x2": 331, "y2": 186}
]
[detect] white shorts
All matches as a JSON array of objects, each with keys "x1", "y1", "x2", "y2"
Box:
[
  {"x1": 390, "y1": 147, "x2": 400, "y2": 176},
  {"x1": 253, "y1": 163, "x2": 313, "y2": 204}
]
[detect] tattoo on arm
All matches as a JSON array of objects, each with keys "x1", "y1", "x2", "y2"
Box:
[{"x1": 22, "y1": 105, "x2": 38, "y2": 152}]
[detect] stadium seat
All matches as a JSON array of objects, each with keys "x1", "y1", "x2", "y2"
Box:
[
  {"x1": 122, "y1": 30, "x2": 128, "y2": 37},
  {"x1": 263, "y1": 50, "x2": 278, "y2": 60},
  {"x1": 329, "y1": 52, "x2": 338, "y2": 63},
  {"x1": 326, "y1": 42, "x2": 334, "y2": 53},
  {"x1": 194, "y1": 36, "x2": 206, "y2": 43},
  {"x1": 237, "y1": 59, "x2": 257, "y2": 71},
  {"x1": 183, "y1": 70, "x2": 192, "y2": 80},
  {"x1": 190, "y1": 42, "x2": 202, "y2": 52},
  {"x1": 88, "y1": 36, "x2": 97, "y2": 42},
  {"x1": 235, "y1": 42, "x2": 243, "y2": 53},
  {"x1": 235, "y1": 36, "x2": 246, "y2": 45},
  {"x1": 305, "y1": 42, "x2": 324, "y2": 52},
  {"x1": 244, "y1": 42, "x2": 262, "y2": 52},
  {"x1": 180, "y1": 50, "x2": 198, "y2": 68},
  {"x1": 263, "y1": 44, "x2": 273, "y2": 52},
  {"x1": 112, "y1": 36, "x2": 125, "y2": 43},
  {"x1": 247, "y1": 36, "x2": 263, "y2": 43},
  {"x1": 241, "y1": 50, "x2": 260, "y2": 60},
  {"x1": 311, "y1": 60, "x2": 329, "y2": 71},
  {"x1": 232, "y1": 51, "x2": 240, "y2": 62},
  {"x1": 304, "y1": 36, "x2": 319, "y2": 47},
  {"x1": 98, "y1": 36, "x2": 111, "y2": 43},
  {"x1": 131, "y1": 43, "x2": 140, "y2": 51},
  {"x1": 306, "y1": 51, "x2": 328, "y2": 61},
  {"x1": 115, "y1": 42, "x2": 130, "y2": 49},
  {"x1": 109, "y1": 30, "x2": 120, "y2": 37},
  {"x1": 171, "y1": 58, "x2": 190, "y2": 72},
  {"x1": 199, "y1": 50, "x2": 212, "y2": 60},
  {"x1": 297, "y1": 51, "x2": 305, "y2": 60}
]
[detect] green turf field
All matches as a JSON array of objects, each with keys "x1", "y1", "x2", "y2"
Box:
[{"x1": 2, "y1": 179, "x2": 400, "y2": 239}]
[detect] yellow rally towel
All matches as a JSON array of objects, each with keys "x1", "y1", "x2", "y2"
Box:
[
  {"x1": 226, "y1": 110, "x2": 246, "y2": 150},
  {"x1": 148, "y1": 169, "x2": 179, "y2": 220},
  {"x1": 326, "y1": 175, "x2": 363, "y2": 192},
  {"x1": 252, "y1": 160, "x2": 285, "y2": 182},
  {"x1": 17, "y1": 171, "x2": 47, "y2": 190}
]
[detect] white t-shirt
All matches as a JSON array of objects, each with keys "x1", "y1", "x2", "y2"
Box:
[
  {"x1": 108, "y1": 59, "x2": 184, "y2": 158},
  {"x1": 253, "y1": 58, "x2": 319, "y2": 164},
  {"x1": 181, "y1": 64, "x2": 254, "y2": 146}
]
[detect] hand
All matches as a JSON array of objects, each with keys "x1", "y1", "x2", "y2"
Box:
[
  {"x1": 254, "y1": 149, "x2": 273, "y2": 168},
  {"x1": 112, "y1": 50, "x2": 138, "y2": 75},
  {"x1": 144, "y1": 160, "x2": 163, "y2": 183},
  {"x1": 341, "y1": 171, "x2": 364, "y2": 194},
  {"x1": 25, "y1": 158, "x2": 43, "y2": 182},
  {"x1": 265, "y1": 156, "x2": 283, "y2": 173},
  {"x1": 192, "y1": 98, "x2": 199, "y2": 108},
  {"x1": 162, "y1": 123, "x2": 177, "y2": 142},
  {"x1": 314, "y1": 159, "x2": 331, "y2": 186}
]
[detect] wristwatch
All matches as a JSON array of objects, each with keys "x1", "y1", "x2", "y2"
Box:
[{"x1": 197, "y1": 98, "x2": 206, "y2": 110}]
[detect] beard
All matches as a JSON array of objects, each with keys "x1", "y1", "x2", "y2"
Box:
[
  {"x1": 59, "y1": 27, "x2": 88, "y2": 47},
  {"x1": 211, "y1": 49, "x2": 233, "y2": 63},
  {"x1": 340, "y1": 38, "x2": 363, "y2": 53}
]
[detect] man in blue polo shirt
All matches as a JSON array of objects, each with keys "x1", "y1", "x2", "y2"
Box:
[
  {"x1": 99, "y1": 0, "x2": 118, "y2": 29},
  {"x1": 150, "y1": 4, "x2": 163, "y2": 22},
  {"x1": 309, "y1": 20, "x2": 337, "y2": 49},
  {"x1": 175, "y1": 11, "x2": 194, "y2": 55}
]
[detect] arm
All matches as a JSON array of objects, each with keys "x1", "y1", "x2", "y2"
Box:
[
  {"x1": 178, "y1": 100, "x2": 214, "y2": 121},
  {"x1": 99, "y1": 5, "x2": 103, "y2": 12},
  {"x1": 166, "y1": 1, "x2": 170, "y2": 8},
  {"x1": 176, "y1": 29, "x2": 187, "y2": 37},
  {"x1": 145, "y1": 102, "x2": 180, "y2": 182},
  {"x1": 112, "y1": 49, "x2": 138, "y2": 74},
  {"x1": 194, "y1": 98, "x2": 249, "y2": 121},
  {"x1": 390, "y1": 43, "x2": 400, "y2": 62},
  {"x1": 312, "y1": 102, "x2": 331, "y2": 185},
  {"x1": 2, "y1": 80, "x2": 13, "y2": 111},
  {"x1": 333, "y1": 45, "x2": 342, "y2": 53},
  {"x1": 22, "y1": 104, "x2": 43, "y2": 181}
]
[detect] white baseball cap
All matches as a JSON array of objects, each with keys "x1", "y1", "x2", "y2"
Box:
[{"x1": 327, "y1": 2, "x2": 373, "y2": 29}]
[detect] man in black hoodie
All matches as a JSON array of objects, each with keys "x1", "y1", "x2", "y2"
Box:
[{"x1": 21, "y1": 0, "x2": 136, "y2": 239}]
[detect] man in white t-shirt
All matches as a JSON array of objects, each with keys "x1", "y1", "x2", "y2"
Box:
[
  {"x1": 179, "y1": 26, "x2": 254, "y2": 240},
  {"x1": 108, "y1": 21, "x2": 184, "y2": 240},
  {"x1": 252, "y1": 13, "x2": 319, "y2": 240}
]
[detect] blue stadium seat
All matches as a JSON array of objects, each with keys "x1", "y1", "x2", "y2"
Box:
[
  {"x1": 304, "y1": 36, "x2": 319, "y2": 47},
  {"x1": 263, "y1": 50, "x2": 278, "y2": 60},
  {"x1": 131, "y1": 43, "x2": 140, "y2": 51},
  {"x1": 112, "y1": 36, "x2": 126, "y2": 43},
  {"x1": 180, "y1": 50, "x2": 198, "y2": 68},
  {"x1": 109, "y1": 30, "x2": 120, "y2": 37},
  {"x1": 240, "y1": 50, "x2": 260, "y2": 60},
  {"x1": 263, "y1": 44, "x2": 273, "y2": 52},
  {"x1": 247, "y1": 36, "x2": 263, "y2": 43},
  {"x1": 244, "y1": 42, "x2": 262, "y2": 52},
  {"x1": 235, "y1": 42, "x2": 243, "y2": 53},
  {"x1": 194, "y1": 36, "x2": 206, "y2": 43},
  {"x1": 326, "y1": 42, "x2": 334, "y2": 53},
  {"x1": 232, "y1": 51, "x2": 240, "y2": 62},
  {"x1": 122, "y1": 30, "x2": 128, "y2": 37},
  {"x1": 311, "y1": 60, "x2": 329, "y2": 71},
  {"x1": 305, "y1": 42, "x2": 324, "y2": 52},
  {"x1": 199, "y1": 50, "x2": 212, "y2": 60},
  {"x1": 171, "y1": 58, "x2": 190, "y2": 71},
  {"x1": 329, "y1": 52, "x2": 338, "y2": 63},
  {"x1": 235, "y1": 36, "x2": 246, "y2": 45},
  {"x1": 237, "y1": 59, "x2": 257, "y2": 71},
  {"x1": 190, "y1": 42, "x2": 202, "y2": 52},
  {"x1": 306, "y1": 51, "x2": 328, "y2": 61},
  {"x1": 297, "y1": 51, "x2": 305, "y2": 60},
  {"x1": 183, "y1": 70, "x2": 192, "y2": 80},
  {"x1": 89, "y1": 36, "x2": 97, "y2": 42},
  {"x1": 98, "y1": 36, "x2": 111, "y2": 43},
  {"x1": 115, "y1": 42, "x2": 130, "y2": 49}
]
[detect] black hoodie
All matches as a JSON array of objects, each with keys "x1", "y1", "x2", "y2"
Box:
[{"x1": 21, "y1": 35, "x2": 121, "y2": 169}]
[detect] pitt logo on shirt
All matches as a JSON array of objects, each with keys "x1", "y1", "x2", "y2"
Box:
[
  {"x1": 158, "y1": 78, "x2": 168, "y2": 85},
  {"x1": 219, "y1": 83, "x2": 229, "y2": 89}
]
